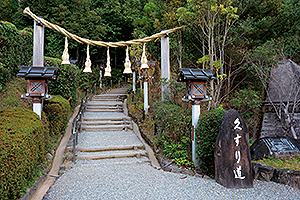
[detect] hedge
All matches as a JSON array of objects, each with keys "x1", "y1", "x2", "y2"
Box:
[
  {"x1": 0, "y1": 21, "x2": 32, "y2": 90},
  {"x1": 45, "y1": 57, "x2": 80, "y2": 108},
  {"x1": 195, "y1": 106, "x2": 226, "y2": 176},
  {"x1": 0, "y1": 107, "x2": 48, "y2": 200},
  {"x1": 152, "y1": 101, "x2": 193, "y2": 166},
  {"x1": 43, "y1": 95, "x2": 71, "y2": 135}
]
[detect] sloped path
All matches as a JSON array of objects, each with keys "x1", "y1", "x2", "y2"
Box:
[{"x1": 43, "y1": 88, "x2": 300, "y2": 200}]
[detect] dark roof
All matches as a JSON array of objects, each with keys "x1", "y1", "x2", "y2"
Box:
[
  {"x1": 267, "y1": 59, "x2": 300, "y2": 102},
  {"x1": 17, "y1": 66, "x2": 58, "y2": 80},
  {"x1": 177, "y1": 68, "x2": 216, "y2": 82}
]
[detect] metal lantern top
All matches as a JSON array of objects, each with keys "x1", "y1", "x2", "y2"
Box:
[
  {"x1": 177, "y1": 68, "x2": 216, "y2": 101},
  {"x1": 177, "y1": 68, "x2": 215, "y2": 82},
  {"x1": 17, "y1": 66, "x2": 58, "y2": 80}
]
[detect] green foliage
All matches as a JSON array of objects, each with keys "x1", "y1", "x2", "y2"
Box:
[
  {"x1": 0, "y1": 107, "x2": 48, "y2": 200},
  {"x1": 228, "y1": 88, "x2": 262, "y2": 137},
  {"x1": 152, "y1": 101, "x2": 192, "y2": 167},
  {"x1": 45, "y1": 57, "x2": 80, "y2": 108},
  {"x1": 163, "y1": 136, "x2": 193, "y2": 167},
  {"x1": 43, "y1": 95, "x2": 70, "y2": 136},
  {"x1": 0, "y1": 77, "x2": 31, "y2": 109},
  {"x1": 255, "y1": 155, "x2": 300, "y2": 171},
  {"x1": 161, "y1": 76, "x2": 186, "y2": 107},
  {"x1": 195, "y1": 106, "x2": 226, "y2": 176},
  {"x1": 0, "y1": 21, "x2": 33, "y2": 90}
]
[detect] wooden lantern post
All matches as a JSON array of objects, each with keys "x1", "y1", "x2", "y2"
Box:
[
  {"x1": 178, "y1": 68, "x2": 216, "y2": 166},
  {"x1": 17, "y1": 19, "x2": 58, "y2": 119}
]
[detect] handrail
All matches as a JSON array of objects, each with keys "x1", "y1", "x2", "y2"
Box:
[{"x1": 72, "y1": 83, "x2": 97, "y2": 162}]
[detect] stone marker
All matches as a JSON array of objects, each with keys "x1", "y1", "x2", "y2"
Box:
[{"x1": 214, "y1": 109, "x2": 253, "y2": 188}]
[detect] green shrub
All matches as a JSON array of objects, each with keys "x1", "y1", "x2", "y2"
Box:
[
  {"x1": 43, "y1": 95, "x2": 70, "y2": 135},
  {"x1": 45, "y1": 57, "x2": 80, "y2": 108},
  {"x1": 228, "y1": 88, "x2": 262, "y2": 138},
  {"x1": 195, "y1": 106, "x2": 226, "y2": 176},
  {"x1": 152, "y1": 101, "x2": 193, "y2": 167},
  {"x1": 0, "y1": 107, "x2": 47, "y2": 200},
  {"x1": 0, "y1": 21, "x2": 33, "y2": 90}
]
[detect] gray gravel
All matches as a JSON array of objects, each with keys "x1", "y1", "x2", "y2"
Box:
[{"x1": 44, "y1": 158, "x2": 300, "y2": 200}]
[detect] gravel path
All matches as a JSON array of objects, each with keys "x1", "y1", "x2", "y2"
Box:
[
  {"x1": 44, "y1": 158, "x2": 300, "y2": 200},
  {"x1": 43, "y1": 88, "x2": 300, "y2": 199}
]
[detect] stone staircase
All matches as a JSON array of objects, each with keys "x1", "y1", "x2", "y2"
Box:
[{"x1": 74, "y1": 88, "x2": 147, "y2": 161}]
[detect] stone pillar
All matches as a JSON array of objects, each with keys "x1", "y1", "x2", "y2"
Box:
[
  {"x1": 161, "y1": 31, "x2": 170, "y2": 101},
  {"x1": 214, "y1": 109, "x2": 253, "y2": 188},
  {"x1": 133, "y1": 71, "x2": 136, "y2": 94},
  {"x1": 144, "y1": 80, "x2": 149, "y2": 114},
  {"x1": 32, "y1": 19, "x2": 44, "y2": 119},
  {"x1": 192, "y1": 100, "x2": 201, "y2": 166}
]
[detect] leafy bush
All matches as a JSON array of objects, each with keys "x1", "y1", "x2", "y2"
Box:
[
  {"x1": 152, "y1": 101, "x2": 193, "y2": 167},
  {"x1": 0, "y1": 21, "x2": 33, "y2": 90},
  {"x1": 45, "y1": 57, "x2": 80, "y2": 108},
  {"x1": 43, "y1": 95, "x2": 70, "y2": 135},
  {"x1": 195, "y1": 106, "x2": 226, "y2": 176},
  {"x1": 228, "y1": 88, "x2": 262, "y2": 138},
  {"x1": 0, "y1": 107, "x2": 48, "y2": 200}
]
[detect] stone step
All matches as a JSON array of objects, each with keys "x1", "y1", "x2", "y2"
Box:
[
  {"x1": 94, "y1": 94, "x2": 127, "y2": 98},
  {"x1": 87, "y1": 102, "x2": 123, "y2": 106},
  {"x1": 83, "y1": 117, "x2": 131, "y2": 121},
  {"x1": 86, "y1": 105, "x2": 122, "y2": 109},
  {"x1": 85, "y1": 109, "x2": 123, "y2": 112},
  {"x1": 81, "y1": 120, "x2": 131, "y2": 126},
  {"x1": 76, "y1": 144, "x2": 144, "y2": 152},
  {"x1": 76, "y1": 150, "x2": 147, "y2": 160},
  {"x1": 81, "y1": 124, "x2": 133, "y2": 131}
]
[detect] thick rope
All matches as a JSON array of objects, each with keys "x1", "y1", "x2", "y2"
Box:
[{"x1": 24, "y1": 7, "x2": 184, "y2": 48}]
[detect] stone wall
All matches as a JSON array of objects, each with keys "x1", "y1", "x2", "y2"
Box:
[{"x1": 253, "y1": 162, "x2": 300, "y2": 189}]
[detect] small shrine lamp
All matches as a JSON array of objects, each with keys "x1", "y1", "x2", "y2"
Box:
[
  {"x1": 123, "y1": 46, "x2": 132, "y2": 74},
  {"x1": 177, "y1": 68, "x2": 216, "y2": 166},
  {"x1": 61, "y1": 37, "x2": 70, "y2": 65},
  {"x1": 140, "y1": 43, "x2": 149, "y2": 70},
  {"x1": 104, "y1": 47, "x2": 112, "y2": 77},
  {"x1": 83, "y1": 45, "x2": 92, "y2": 73}
]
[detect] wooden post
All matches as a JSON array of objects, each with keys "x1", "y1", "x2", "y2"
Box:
[
  {"x1": 32, "y1": 19, "x2": 44, "y2": 119},
  {"x1": 161, "y1": 31, "x2": 170, "y2": 101}
]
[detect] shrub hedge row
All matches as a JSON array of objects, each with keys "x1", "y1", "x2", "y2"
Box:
[
  {"x1": 195, "y1": 106, "x2": 226, "y2": 176},
  {"x1": 151, "y1": 101, "x2": 193, "y2": 166},
  {"x1": 0, "y1": 95, "x2": 71, "y2": 199},
  {"x1": 44, "y1": 95, "x2": 71, "y2": 136},
  {"x1": 45, "y1": 57, "x2": 80, "y2": 108},
  {"x1": 0, "y1": 108, "x2": 48, "y2": 199},
  {"x1": 0, "y1": 21, "x2": 32, "y2": 90}
]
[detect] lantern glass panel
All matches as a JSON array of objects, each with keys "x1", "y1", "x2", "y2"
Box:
[
  {"x1": 29, "y1": 80, "x2": 44, "y2": 93},
  {"x1": 192, "y1": 82, "x2": 205, "y2": 96}
]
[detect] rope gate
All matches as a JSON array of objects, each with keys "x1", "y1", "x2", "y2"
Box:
[
  {"x1": 24, "y1": 7, "x2": 184, "y2": 76},
  {"x1": 23, "y1": 7, "x2": 184, "y2": 48}
]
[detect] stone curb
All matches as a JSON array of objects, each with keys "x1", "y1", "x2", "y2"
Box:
[{"x1": 253, "y1": 162, "x2": 300, "y2": 189}]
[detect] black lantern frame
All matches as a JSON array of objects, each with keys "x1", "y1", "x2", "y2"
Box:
[{"x1": 177, "y1": 68, "x2": 216, "y2": 101}]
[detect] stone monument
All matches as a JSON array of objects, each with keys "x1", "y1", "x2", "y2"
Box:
[{"x1": 214, "y1": 109, "x2": 253, "y2": 188}]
